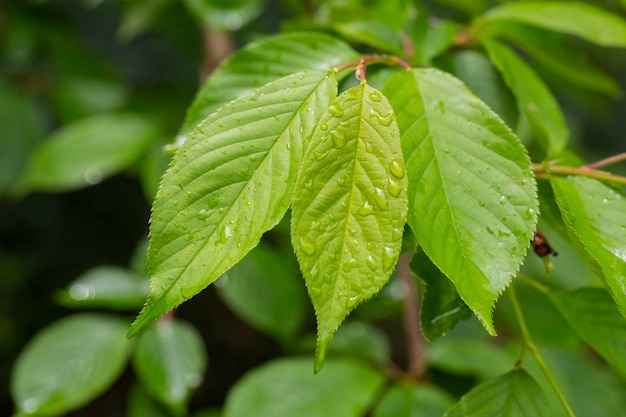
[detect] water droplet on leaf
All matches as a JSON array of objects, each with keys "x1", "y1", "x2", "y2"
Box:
[
  {"x1": 300, "y1": 237, "x2": 316, "y2": 255},
  {"x1": 388, "y1": 177, "x2": 403, "y2": 197},
  {"x1": 382, "y1": 247, "x2": 396, "y2": 271},
  {"x1": 358, "y1": 201, "x2": 374, "y2": 216},
  {"x1": 389, "y1": 158, "x2": 405, "y2": 178},
  {"x1": 329, "y1": 104, "x2": 344, "y2": 117}
]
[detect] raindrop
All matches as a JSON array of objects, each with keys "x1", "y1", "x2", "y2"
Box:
[
  {"x1": 219, "y1": 225, "x2": 233, "y2": 243},
  {"x1": 366, "y1": 255, "x2": 377, "y2": 271},
  {"x1": 603, "y1": 198, "x2": 608, "y2": 204},
  {"x1": 314, "y1": 150, "x2": 329, "y2": 160},
  {"x1": 499, "y1": 196, "x2": 506, "y2": 205},
  {"x1": 84, "y1": 168, "x2": 103, "y2": 185},
  {"x1": 346, "y1": 295, "x2": 359, "y2": 309},
  {"x1": 342, "y1": 258, "x2": 358, "y2": 272},
  {"x1": 180, "y1": 286, "x2": 195, "y2": 299},
  {"x1": 364, "y1": 141, "x2": 374, "y2": 153},
  {"x1": 310, "y1": 262, "x2": 319, "y2": 278},
  {"x1": 389, "y1": 158, "x2": 405, "y2": 178},
  {"x1": 310, "y1": 286, "x2": 322, "y2": 297},
  {"x1": 392, "y1": 227, "x2": 403, "y2": 241},
  {"x1": 310, "y1": 220, "x2": 321, "y2": 230},
  {"x1": 197, "y1": 209, "x2": 210, "y2": 220},
  {"x1": 304, "y1": 179, "x2": 313, "y2": 189},
  {"x1": 339, "y1": 120, "x2": 350, "y2": 127},
  {"x1": 300, "y1": 236, "x2": 316, "y2": 255},
  {"x1": 373, "y1": 188, "x2": 388, "y2": 209},
  {"x1": 382, "y1": 246, "x2": 396, "y2": 271},
  {"x1": 329, "y1": 104, "x2": 344, "y2": 117},
  {"x1": 69, "y1": 284, "x2": 92, "y2": 300},
  {"x1": 331, "y1": 130, "x2": 346, "y2": 148},
  {"x1": 320, "y1": 123, "x2": 329, "y2": 131},
  {"x1": 388, "y1": 177, "x2": 403, "y2": 197},
  {"x1": 369, "y1": 91, "x2": 382, "y2": 102},
  {"x1": 358, "y1": 201, "x2": 374, "y2": 216}
]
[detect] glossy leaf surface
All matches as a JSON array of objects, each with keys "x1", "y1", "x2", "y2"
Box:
[
  {"x1": 551, "y1": 287, "x2": 626, "y2": 379},
  {"x1": 182, "y1": 32, "x2": 357, "y2": 134},
  {"x1": 410, "y1": 247, "x2": 472, "y2": 341},
  {"x1": 223, "y1": 358, "x2": 385, "y2": 417},
  {"x1": 18, "y1": 113, "x2": 158, "y2": 192},
  {"x1": 483, "y1": 2, "x2": 626, "y2": 47},
  {"x1": 550, "y1": 175, "x2": 626, "y2": 317},
  {"x1": 444, "y1": 369, "x2": 549, "y2": 417},
  {"x1": 482, "y1": 38, "x2": 568, "y2": 157},
  {"x1": 129, "y1": 71, "x2": 336, "y2": 337},
  {"x1": 383, "y1": 69, "x2": 538, "y2": 334},
  {"x1": 56, "y1": 265, "x2": 149, "y2": 310},
  {"x1": 11, "y1": 314, "x2": 129, "y2": 416},
  {"x1": 132, "y1": 319, "x2": 207, "y2": 415},
  {"x1": 215, "y1": 243, "x2": 308, "y2": 340},
  {"x1": 291, "y1": 83, "x2": 408, "y2": 371}
]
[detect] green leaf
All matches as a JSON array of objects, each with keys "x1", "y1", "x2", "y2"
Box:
[
  {"x1": 373, "y1": 383, "x2": 455, "y2": 417},
  {"x1": 215, "y1": 243, "x2": 308, "y2": 340},
  {"x1": 128, "y1": 384, "x2": 171, "y2": 417},
  {"x1": 482, "y1": 21, "x2": 620, "y2": 97},
  {"x1": 11, "y1": 314, "x2": 129, "y2": 416},
  {"x1": 332, "y1": 21, "x2": 403, "y2": 55},
  {"x1": 223, "y1": 358, "x2": 385, "y2": 417},
  {"x1": 129, "y1": 71, "x2": 336, "y2": 337},
  {"x1": 482, "y1": 38, "x2": 568, "y2": 158},
  {"x1": 444, "y1": 369, "x2": 549, "y2": 417},
  {"x1": 482, "y1": 2, "x2": 626, "y2": 48},
  {"x1": 132, "y1": 318, "x2": 207, "y2": 416},
  {"x1": 551, "y1": 287, "x2": 626, "y2": 379},
  {"x1": 291, "y1": 83, "x2": 408, "y2": 371},
  {"x1": 18, "y1": 113, "x2": 159, "y2": 193},
  {"x1": 549, "y1": 175, "x2": 626, "y2": 317},
  {"x1": 181, "y1": 32, "x2": 358, "y2": 135},
  {"x1": 329, "y1": 321, "x2": 391, "y2": 363},
  {"x1": 410, "y1": 247, "x2": 472, "y2": 341},
  {"x1": 55, "y1": 265, "x2": 149, "y2": 310},
  {"x1": 383, "y1": 69, "x2": 538, "y2": 334}
]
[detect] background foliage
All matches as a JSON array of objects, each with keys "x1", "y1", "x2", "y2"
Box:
[{"x1": 2, "y1": 0, "x2": 626, "y2": 416}]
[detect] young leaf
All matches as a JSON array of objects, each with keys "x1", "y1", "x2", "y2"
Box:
[
  {"x1": 383, "y1": 69, "x2": 538, "y2": 335},
  {"x1": 482, "y1": 38, "x2": 568, "y2": 158},
  {"x1": 181, "y1": 32, "x2": 358, "y2": 135},
  {"x1": 410, "y1": 247, "x2": 472, "y2": 342},
  {"x1": 551, "y1": 287, "x2": 626, "y2": 379},
  {"x1": 444, "y1": 369, "x2": 549, "y2": 417},
  {"x1": 215, "y1": 243, "x2": 308, "y2": 340},
  {"x1": 128, "y1": 71, "x2": 336, "y2": 337},
  {"x1": 482, "y1": 2, "x2": 626, "y2": 48},
  {"x1": 11, "y1": 314, "x2": 129, "y2": 416},
  {"x1": 18, "y1": 113, "x2": 159, "y2": 193},
  {"x1": 549, "y1": 175, "x2": 626, "y2": 318},
  {"x1": 223, "y1": 358, "x2": 385, "y2": 417},
  {"x1": 291, "y1": 83, "x2": 408, "y2": 371},
  {"x1": 132, "y1": 318, "x2": 207, "y2": 416}
]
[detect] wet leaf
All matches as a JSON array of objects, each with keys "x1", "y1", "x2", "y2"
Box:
[
  {"x1": 383, "y1": 69, "x2": 538, "y2": 334},
  {"x1": 291, "y1": 82, "x2": 408, "y2": 371}
]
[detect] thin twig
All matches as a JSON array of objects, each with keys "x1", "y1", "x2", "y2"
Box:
[
  {"x1": 533, "y1": 163, "x2": 626, "y2": 185},
  {"x1": 398, "y1": 252, "x2": 427, "y2": 380},
  {"x1": 199, "y1": 25, "x2": 234, "y2": 83},
  {"x1": 583, "y1": 152, "x2": 626, "y2": 170}
]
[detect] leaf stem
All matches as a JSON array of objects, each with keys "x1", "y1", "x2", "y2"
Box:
[
  {"x1": 509, "y1": 286, "x2": 577, "y2": 417},
  {"x1": 398, "y1": 252, "x2": 428, "y2": 381},
  {"x1": 517, "y1": 274, "x2": 550, "y2": 295},
  {"x1": 584, "y1": 152, "x2": 626, "y2": 170},
  {"x1": 533, "y1": 163, "x2": 626, "y2": 185},
  {"x1": 334, "y1": 54, "x2": 412, "y2": 82}
]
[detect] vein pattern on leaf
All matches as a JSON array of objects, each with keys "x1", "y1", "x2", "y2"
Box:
[
  {"x1": 291, "y1": 83, "x2": 408, "y2": 370},
  {"x1": 129, "y1": 71, "x2": 337, "y2": 337},
  {"x1": 383, "y1": 69, "x2": 538, "y2": 334}
]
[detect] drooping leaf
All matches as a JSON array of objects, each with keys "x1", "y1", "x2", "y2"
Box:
[
  {"x1": 373, "y1": 383, "x2": 455, "y2": 417},
  {"x1": 482, "y1": 21, "x2": 620, "y2": 97},
  {"x1": 215, "y1": 243, "x2": 308, "y2": 340},
  {"x1": 17, "y1": 113, "x2": 159, "y2": 193},
  {"x1": 223, "y1": 358, "x2": 385, "y2": 417},
  {"x1": 132, "y1": 318, "x2": 207, "y2": 416},
  {"x1": 549, "y1": 175, "x2": 626, "y2": 317},
  {"x1": 383, "y1": 69, "x2": 538, "y2": 334},
  {"x1": 291, "y1": 83, "x2": 408, "y2": 371},
  {"x1": 11, "y1": 314, "x2": 129, "y2": 416},
  {"x1": 181, "y1": 32, "x2": 358, "y2": 135},
  {"x1": 55, "y1": 265, "x2": 149, "y2": 310},
  {"x1": 410, "y1": 247, "x2": 472, "y2": 341},
  {"x1": 482, "y1": 2, "x2": 626, "y2": 48},
  {"x1": 443, "y1": 369, "x2": 549, "y2": 417},
  {"x1": 551, "y1": 287, "x2": 626, "y2": 379},
  {"x1": 129, "y1": 71, "x2": 336, "y2": 337},
  {"x1": 482, "y1": 38, "x2": 568, "y2": 157}
]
